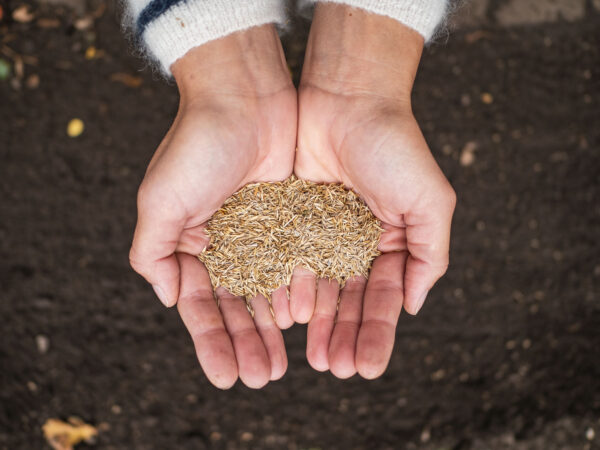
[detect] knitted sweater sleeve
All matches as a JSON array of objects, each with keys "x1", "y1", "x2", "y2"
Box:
[
  {"x1": 125, "y1": 0, "x2": 287, "y2": 74},
  {"x1": 306, "y1": 0, "x2": 448, "y2": 41}
]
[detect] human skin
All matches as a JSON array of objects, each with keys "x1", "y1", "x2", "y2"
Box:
[
  {"x1": 129, "y1": 25, "x2": 297, "y2": 389},
  {"x1": 290, "y1": 3, "x2": 457, "y2": 379}
]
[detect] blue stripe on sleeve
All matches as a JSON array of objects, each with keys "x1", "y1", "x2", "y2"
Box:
[{"x1": 136, "y1": 0, "x2": 188, "y2": 34}]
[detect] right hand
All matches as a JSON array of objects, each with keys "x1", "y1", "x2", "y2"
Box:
[{"x1": 129, "y1": 25, "x2": 297, "y2": 389}]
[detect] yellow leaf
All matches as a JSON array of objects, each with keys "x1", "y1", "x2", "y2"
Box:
[
  {"x1": 67, "y1": 118, "x2": 84, "y2": 138},
  {"x1": 85, "y1": 46, "x2": 96, "y2": 60},
  {"x1": 42, "y1": 418, "x2": 98, "y2": 450},
  {"x1": 110, "y1": 72, "x2": 143, "y2": 88}
]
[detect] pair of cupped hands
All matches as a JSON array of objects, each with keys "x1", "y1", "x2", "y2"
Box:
[{"x1": 129, "y1": 5, "x2": 456, "y2": 389}]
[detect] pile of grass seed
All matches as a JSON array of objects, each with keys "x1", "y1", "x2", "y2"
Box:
[{"x1": 198, "y1": 176, "x2": 382, "y2": 301}]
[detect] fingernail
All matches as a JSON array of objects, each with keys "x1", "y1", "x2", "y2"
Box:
[
  {"x1": 152, "y1": 284, "x2": 170, "y2": 307},
  {"x1": 414, "y1": 290, "x2": 429, "y2": 314}
]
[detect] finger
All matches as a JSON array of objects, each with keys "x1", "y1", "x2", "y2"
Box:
[
  {"x1": 306, "y1": 278, "x2": 339, "y2": 371},
  {"x1": 378, "y1": 222, "x2": 407, "y2": 253},
  {"x1": 289, "y1": 266, "x2": 317, "y2": 324},
  {"x1": 271, "y1": 286, "x2": 294, "y2": 329},
  {"x1": 356, "y1": 252, "x2": 407, "y2": 379},
  {"x1": 328, "y1": 276, "x2": 366, "y2": 379},
  {"x1": 130, "y1": 183, "x2": 186, "y2": 307},
  {"x1": 250, "y1": 295, "x2": 288, "y2": 381},
  {"x1": 217, "y1": 288, "x2": 271, "y2": 389},
  {"x1": 404, "y1": 187, "x2": 456, "y2": 314},
  {"x1": 176, "y1": 254, "x2": 238, "y2": 389},
  {"x1": 176, "y1": 224, "x2": 210, "y2": 255}
]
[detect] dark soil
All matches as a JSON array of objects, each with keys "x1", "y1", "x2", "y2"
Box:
[{"x1": 1, "y1": 1, "x2": 599, "y2": 449}]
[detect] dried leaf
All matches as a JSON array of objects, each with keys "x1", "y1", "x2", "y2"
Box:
[
  {"x1": 110, "y1": 72, "x2": 143, "y2": 88},
  {"x1": 37, "y1": 18, "x2": 61, "y2": 28},
  {"x1": 14, "y1": 56, "x2": 24, "y2": 78},
  {"x1": 84, "y1": 46, "x2": 96, "y2": 60},
  {"x1": 67, "y1": 118, "x2": 84, "y2": 137},
  {"x1": 465, "y1": 30, "x2": 493, "y2": 44},
  {"x1": 12, "y1": 5, "x2": 35, "y2": 23},
  {"x1": 25, "y1": 73, "x2": 39, "y2": 89},
  {"x1": 42, "y1": 418, "x2": 98, "y2": 450}
]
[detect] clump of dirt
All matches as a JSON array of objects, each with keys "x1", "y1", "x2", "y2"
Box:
[{"x1": 198, "y1": 176, "x2": 382, "y2": 301}]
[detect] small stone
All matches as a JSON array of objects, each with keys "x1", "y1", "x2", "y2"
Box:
[
  {"x1": 511, "y1": 290, "x2": 524, "y2": 302},
  {"x1": 586, "y1": 427, "x2": 595, "y2": 440},
  {"x1": 210, "y1": 431, "x2": 222, "y2": 441},
  {"x1": 25, "y1": 74, "x2": 40, "y2": 89},
  {"x1": 505, "y1": 340, "x2": 517, "y2": 350},
  {"x1": 35, "y1": 335, "x2": 50, "y2": 354},
  {"x1": 27, "y1": 381, "x2": 38, "y2": 392},
  {"x1": 460, "y1": 141, "x2": 477, "y2": 167},
  {"x1": 459, "y1": 372, "x2": 469, "y2": 382},
  {"x1": 110, "y1": 404, "x2": 122, "y2": 415},
  {"x1": 420, "y1": 428, "x2": 431, "y2": 443},
  {"x1": 12, "y1": 5, "x2": 35, "y2": 23},
  {"x1": 396, "y1": 397, "x2": 408, "y2": 407},
  {"x1": 460, "y1": 93, "x2": 471, "y2": 106},
  {"x1": 338, "y1": 398, "x2": 349, "y2": 413},
  {"x1": 431, "y1": 369, "x2": 446, "y2": 381},
  {"x1": 522, "y1": 339, "x2": 531, "y2": 349},
  {"x1": 476, "y1": 220, "x2": 486, "y2": 231},
  {"x1": 75, "y1": 16, "x2": 94, "y2": 30},
  {"x1": 240, "y1": 432, "x2": 253, "y2": 442},
  {"x1": 481, "y1": 92, "x2": 494, "y2": 104}
]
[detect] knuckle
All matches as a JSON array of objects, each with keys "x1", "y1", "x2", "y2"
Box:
[
  {"x1": 136, "y1": 181, "x2": 154, "y2": 210},
  {"x1": 128, "y1": 246, "x2": 147, "y2": 275},
  {"x1": 447, "y1": 185, "x2": 457, "y2": 209},
  {"x1": 434, "y1": 257, "x2": 450, "y2": 278},
  {"x1": 440, "y1": 182, "x2": 457, "y2": 211}
]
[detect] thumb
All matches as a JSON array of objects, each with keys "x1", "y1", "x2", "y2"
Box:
[
  {"x1": 403, "y1": 186, "x2": 456, "y2": 315},
  {"x1": 129, "y1": 188, "x2": 186, "y2": 307}
]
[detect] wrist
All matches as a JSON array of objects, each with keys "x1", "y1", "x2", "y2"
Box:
[
  {"x1": 172, "y1": 25, "x2": 292, "y2": 103},
  {"x1": 301, "y1": 3, "x2": 424, "y2": 104}
]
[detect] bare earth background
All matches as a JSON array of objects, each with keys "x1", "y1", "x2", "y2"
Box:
[{"x1": 1, "y1": 0, "x2": 599, "y2": 448}]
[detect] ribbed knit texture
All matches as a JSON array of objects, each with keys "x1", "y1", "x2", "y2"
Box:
[
  {"x1": 303, "y1": 0, "x2": 448, "y2": 41},
  {"x1": 126, "y1": 0, "x2": 287, "y2": 74}
]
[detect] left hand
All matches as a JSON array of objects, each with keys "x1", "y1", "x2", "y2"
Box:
[{"x1": 291, "y1": 4, "x2": 456, "y2": 379}]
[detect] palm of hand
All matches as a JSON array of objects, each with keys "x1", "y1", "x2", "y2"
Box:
[
  {"x1": 292, "y1": 86, "x2": 455, "y2": 378},
  {"x1": 131, "y1": 87, "x2": 297, "y2": 389}
]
